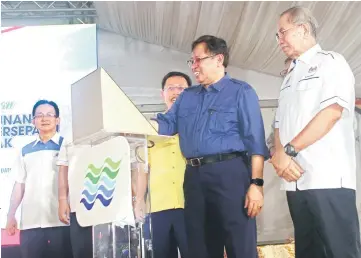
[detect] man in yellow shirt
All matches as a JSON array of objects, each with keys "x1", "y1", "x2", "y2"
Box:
[{"x1": 134, "y1": 71, "x2": 191, "y2": 258}]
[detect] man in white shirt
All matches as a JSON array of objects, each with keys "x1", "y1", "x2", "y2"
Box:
[
  {"x1": 5, "y1": 100, "x2": 71, "y2": 258},
  {"x1": 267, "y1": 57, "x2": 293, "y2": 156},
  {"x1": 271, "y1": 6, "x2": 361, "y2": 258},
  {"x1": 57, "y1": 140, "x2": 92, "y2": 258}
]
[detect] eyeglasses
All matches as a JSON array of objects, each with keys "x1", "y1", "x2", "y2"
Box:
[
  {"x1": 276, "y1": 26, "x2": 297, "y2": 42},
  {"x1": 164, "y1": 85, "x2": 187, "y2": 92},
  {"x1": 33, "y1": 113, "x2": 57, "y2": 119},
  {"x1": 186, "y1": 55, "x2": 216, "y2": 67}
]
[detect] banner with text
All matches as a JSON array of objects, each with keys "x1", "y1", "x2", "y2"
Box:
[{"x1": 0, "y1": 24, "x2": 98, "y2": 229}]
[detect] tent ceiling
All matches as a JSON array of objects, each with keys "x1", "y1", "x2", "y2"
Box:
[{"x1": 94, "y1": 1, "x2": 361, "y2": 96}]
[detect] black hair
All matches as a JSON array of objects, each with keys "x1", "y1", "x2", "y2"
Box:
[
  {"x1": 191, "y1": 35, "x2": 229, "y2": 68},
  {"x1": 32, "y1": 99, "x2": 60, "y2": 117},
  {"x1": 161, "y1": 71, "x2": 192, "y2": 90}
]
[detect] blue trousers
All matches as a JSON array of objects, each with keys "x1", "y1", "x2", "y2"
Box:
[
  {"x1": 20, "y1": 226, "x2": 72, "y2": 258},
  {"x1": 287, "y1": 188, "x2": 361, "y2": 258},
  {"x1": 69, "y1": 212, "x2": 92, "y2": 258},
  {"x1": 149, "y1": 208, "x2": 188, "y2": 258},
  {"x1": 183, "y1": 156, "x2": 258, "y2": 258}
]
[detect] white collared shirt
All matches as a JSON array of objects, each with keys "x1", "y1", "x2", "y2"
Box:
[
  {"x1": 275, "y1": 44, "x2": 356, "y2": 191},
  {"x1": 13, "y1": 133, "x2": 67, "y2": 229},
  {"x1": 56, "y1": 140, "x2": 89, "y2": 212}
]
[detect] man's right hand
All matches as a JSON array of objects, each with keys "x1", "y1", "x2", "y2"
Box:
[
  {"x1": 6, "y1": 214, "x2": 18, "y2": 236},
  {"x1": 271, "y1": 149, "x2": 304, "y2": 181},
  {"x1": 281, "y1": 159, "x2": 304, "y2": 182},
  {"x1": 58, "y1": 199, "x2": 70, "y2": 225}
]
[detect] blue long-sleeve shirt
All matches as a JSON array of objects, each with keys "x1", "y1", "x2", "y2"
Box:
[{"x1": 156, "y1": 74, "x2": 269, "y2": 159}]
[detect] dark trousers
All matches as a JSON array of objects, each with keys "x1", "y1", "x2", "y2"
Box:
[
  {"x1": 151, "y1": 208, "x2": 188, "y2": 258},
  {"x1": 20, "y1": 226, "x2": 72, "y2": 258},
  {"x1": 287, "y1": 188, "x2": 361, "y2": 258},
  {"x1": 183, "y1": 156, "x2": 257, "y2": 258},
  {"x1": 70, "y1": 212, "x2": 93, "y2": 258}
]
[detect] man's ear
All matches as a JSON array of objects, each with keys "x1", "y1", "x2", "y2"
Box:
[
  {"x1": 301, "y1": 24, "x2": 310, "y2": 38},
  {"x1": 217, "y1": 54, "x2": 224, "y2": 67},
  {"x1": 161, "y1": 89, "x2": 165, "y2": 99}
]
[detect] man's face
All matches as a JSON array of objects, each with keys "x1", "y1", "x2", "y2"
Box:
[
  {"x1": 190, "y1": 43, "x2": 220, "y2": 85},
  {"x1": 32, "y1": 104, "x2": 59, "y2": 133},
  {"x1": 277, "y1": 14, "x2": 304, "y2": 58},
  {"x1": 161, "y1": 76, "x2": 188, "y2": 110}
]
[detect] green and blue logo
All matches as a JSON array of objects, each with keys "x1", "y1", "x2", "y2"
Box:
[{"x1": 80, "y1": 157, "x2": 121, "y2": 211}]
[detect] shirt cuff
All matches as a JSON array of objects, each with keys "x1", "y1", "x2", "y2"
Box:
[
  {"x1": 274, "y1": 120, "x2": 280, "y2": 129},
  {"x1": 56, "y1": 160, "x2": 69, "y2": 166},
  {"x1": 320, "y1": 96, "x2": 350, "y2": 116},
  {"x1": 249, "y1": 145, "x2": 270, "y2": 161},
  {"x1": 155, "y1": 118, "x2": 169, "y2": 135},
  {"x1": 15, "y1": 178, "x2": 26, "y2": 184}
]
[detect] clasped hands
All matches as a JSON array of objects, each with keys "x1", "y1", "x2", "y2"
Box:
[{"x1": 270, "y1": 149, "x2": 304, "y2": 182}]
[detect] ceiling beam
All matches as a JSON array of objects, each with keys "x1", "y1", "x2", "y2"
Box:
[{"x1": 1, "y1": 1, "x2": 97, "y2": 23}]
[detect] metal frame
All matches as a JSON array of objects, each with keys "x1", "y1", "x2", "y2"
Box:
[
  {"x1": 136, "y1": 104, "x2": 166, "y2": 114},
  {"x1": 1, "y1": 1, "x2": 97, "y2": 24},
  {"x1": 259, "y1": 99, "x2": 278, "y2": 108},
  {"x1": 136, "y1": 100, "x2": 278, "y2": 116}
]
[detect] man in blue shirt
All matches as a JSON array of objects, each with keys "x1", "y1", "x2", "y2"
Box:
[{"x1": 156, "y1": 35, "x2": 268, "y2": 258}]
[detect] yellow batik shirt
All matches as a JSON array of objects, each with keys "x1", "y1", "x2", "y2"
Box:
[{"x1": 148, "y1": 135, "x2": 186, "y2": 213}]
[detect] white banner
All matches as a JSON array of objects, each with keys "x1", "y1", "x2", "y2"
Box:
[{"x1": 0, "y1": 24, "x2": 98, "y2": 229}]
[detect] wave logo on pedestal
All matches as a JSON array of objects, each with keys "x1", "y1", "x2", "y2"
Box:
[{"x1": 80, "y1": 157, "x2": 121, "y2": 211}]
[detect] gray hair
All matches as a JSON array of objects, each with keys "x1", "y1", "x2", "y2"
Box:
[{"x1": 281, "y1": 6, "x2": 318, "y2": 39}]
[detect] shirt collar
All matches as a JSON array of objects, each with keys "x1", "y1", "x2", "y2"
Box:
[
  {"x1": 197, "y1": 73, "x2": 230, "y2": 93},
  {"x1": 33, "y1": 132, "x2": 61, "y2": 147},
  {"x1": 297, "y1": 44, "x2": 322, "y2": 65}
]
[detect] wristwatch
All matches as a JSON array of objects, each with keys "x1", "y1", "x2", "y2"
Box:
[
  {"x1": 250, "y1": 178, "x2": 264, "y2": 186},
  {"x1": 284, "y1": 143, "x2": 298, "y2": 157}
]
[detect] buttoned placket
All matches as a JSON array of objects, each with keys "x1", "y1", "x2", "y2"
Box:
[
  {"x1": 193, "y1": 90, "x2": 206, "y2": 157},
  {"x1": 171, "y1": 149, "x2": 177, "y2": 208},
  {"x1": 289, "y1": 59, "x2": 298, "y2": 91}
]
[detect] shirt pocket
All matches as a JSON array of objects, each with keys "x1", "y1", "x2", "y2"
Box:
[
  {"x1": 296, "y1": 76, "x2": 321, "y2": 91},
  {"x1": 177, "y1": 108, "x2": 197, "y2": 134},
  {"x1": 294, "y1": 76, "x2": 323, "y2": 118},
  {"x1": 208, "y1": 106, "x2": 237, "y2": 134},
  {"x1": 296, "y1": 76, "x2": 322, "y2": 102}
]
